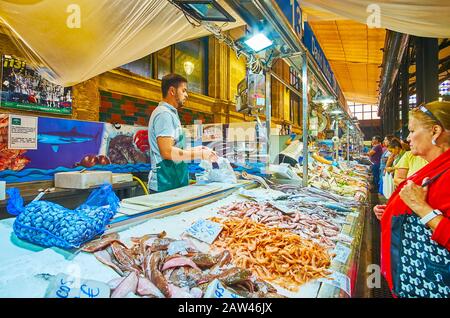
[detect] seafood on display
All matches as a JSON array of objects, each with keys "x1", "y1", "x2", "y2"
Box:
[
  {"x1": 308, "y1": 164, "x2": 369, "y2": 202},
  {"x1": 217, "y1": 201, "x2": 347, "y2": 248},
  {"x1": 210, "y1": 217, "x2": 332, "y2": 292},
  {"x1": 0, "y1": 114, "x2": 30, "y2": 171},
  {"x1": 273, "y1": 184, "x2": 362, "y2": 208},
  {"x1": 268, "y1": 159, "x2": 370, "y2": 203},
  {"x1": 82, "y1": 231, "x2": 284, "y2": 298},
  {"x1": 241, "y1": 171, "x2": 272, "y2": 189}
]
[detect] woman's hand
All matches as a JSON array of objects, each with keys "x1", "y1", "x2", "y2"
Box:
[
  {"x1": 385, "y1": 167, "x2": 395, "y2": 173},
  {"x1": 399, "y1": 178, "x2": 433, "y2": 217},
  {"x1": 373, "y1": 204, "x2": 387, "y2": 220}
]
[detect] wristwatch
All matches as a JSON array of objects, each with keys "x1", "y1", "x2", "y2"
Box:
[{"x1": 420, "y1": 209, "x2": 443, "y2": 226}]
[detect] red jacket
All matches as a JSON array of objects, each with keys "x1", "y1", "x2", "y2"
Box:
[{"x1": 380, "y1": 148, "x2": 450, "y2": 294}]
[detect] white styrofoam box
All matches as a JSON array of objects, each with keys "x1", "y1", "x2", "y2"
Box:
[
  {"x1": 54, "y1": 171, "x2": 112, "y2": 189},
  {"x1": 112, "y1": 173, "x2": 133, "y2": 184}
]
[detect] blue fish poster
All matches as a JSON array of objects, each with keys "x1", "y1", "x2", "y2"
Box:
[
  {"x1": 26, "y1": 117, "x2": 104, "y2": 170},
  {"x1": 0, "y1": 114, "x2": 150, "y2": 183}
]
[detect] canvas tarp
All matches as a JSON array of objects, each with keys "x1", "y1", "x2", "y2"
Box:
[{"x1": 0, "y1": 0, "x2": 244, "y2": 87}]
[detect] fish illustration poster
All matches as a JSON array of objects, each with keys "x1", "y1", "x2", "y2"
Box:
[{"x1": 0, "y1": 114, "x2": 150, "y2": 183}]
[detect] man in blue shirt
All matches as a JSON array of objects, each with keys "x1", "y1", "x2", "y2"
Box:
[{"x1": 148, "y1": 73, "x2": 218, "y2": 192}]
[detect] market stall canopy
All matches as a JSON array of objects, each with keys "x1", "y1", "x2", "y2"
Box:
[
  {"x1": 0, "y1": 0, "x2": 245, "y2": 87},
  {"x1": 307, "y1": 20, "x2": 386, "y2": 104},
  {"x1": 301, "y1": 0, "x2": 450, "y2": 38}
]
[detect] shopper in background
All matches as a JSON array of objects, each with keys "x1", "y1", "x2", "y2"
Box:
[
  {"x1": 385, "y1": 138, "x2": 406, "y2": 177},
  {"x1": 379, "y1": 135, "x2": 395, "y2": 194},
  {"x1": 367, "y1": 135, "x2": 383, "y2": 190},
  {"x1": 381, "y1": 138, "x2": 404, "y2": 198},
  {"x1": 392, "y1": 150, "x2": 428, "y2": 187},
  {"x1": 148, "y1": 73, "x2": 218, "y2": 192},
  {"x1": 373, "y1": 101, "x2": 450, "y2": 298},
  {"x1": 401, "y1": 139, "x2": 411, "y2": 151}
]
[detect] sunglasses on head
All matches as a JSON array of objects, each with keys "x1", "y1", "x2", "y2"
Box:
[{"x1": 414, "y1": 103, "x2": 443, "y2": 127}]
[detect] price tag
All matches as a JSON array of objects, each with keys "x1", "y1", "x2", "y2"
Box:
[
  {"x1": 319, "y1": 271, "x2": 351, "y2": 296},
  {"x1": 185, "y1": 219, "x2": 223, "y2": 244},
  {"x1": 45, "y1": 273, "x2": 110, "y2": 298},
  {"x1": 333, "y1": 242, "x2": 351, "y2": 264},
  {"x1": 337, "y1": 233, "x2": 354, "y2": 245},
  {"x1": 204, "y1": 279, "x2": 242, "y2": 298}
]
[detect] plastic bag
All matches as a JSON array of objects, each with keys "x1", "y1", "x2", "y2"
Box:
[
  {"x1": 199, "y1": 157, "x2": 238, "y2": 184},
  {"x1": 382, "y1": 173, "x2": 395, "y2": 199},
  {"x1": 6, "y1": 183, "x2": 119, "y2": 249}
]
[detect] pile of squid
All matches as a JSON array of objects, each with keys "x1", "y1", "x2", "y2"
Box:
[
  {"x1": 218, "y1": 201, "x2": 349, "y2": 249},
  {"x1": 81, "y1": 231, "x2": 284, "y2": 298}
]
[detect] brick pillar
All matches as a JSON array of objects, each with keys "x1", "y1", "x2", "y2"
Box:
[{"x1": 72, "y1": 76, "x2": 100, "y2": 121}]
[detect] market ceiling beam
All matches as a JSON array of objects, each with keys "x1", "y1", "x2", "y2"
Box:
[{"x1": 306, "y1": 20, "x2": 386, "y2": 105}]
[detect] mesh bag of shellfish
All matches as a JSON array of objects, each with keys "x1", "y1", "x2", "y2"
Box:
[{"x1": 6, "y1": 184, "x2": 119, "y2": 249}]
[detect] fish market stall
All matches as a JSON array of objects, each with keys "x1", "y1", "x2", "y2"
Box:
[
  {"x1": 0, "y1": 189, "x2": 320, "y2": 298},
  {"x1": 0, "y1": 164, "x2": 370, "y2": 298},
  {"x1": 263, "y1": 159, "x2": 371, "y2": 297}
]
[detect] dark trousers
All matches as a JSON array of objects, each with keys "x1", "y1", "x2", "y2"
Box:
[{"x1": 371, "y1": 163, "x2": 380, "y2": 190}]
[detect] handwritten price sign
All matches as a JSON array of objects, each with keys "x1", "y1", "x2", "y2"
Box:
[
  {"x1": 45, "y1": 273, "x2": 110, "y2": 298},
  {"x1": 185, "y1": 219, "x2": 223, "y2": 244},
  {"x1": 319, "y1": 271, "x2": 351, "y2": 296},
  {"x1": 204, "y1": 279, "x2": 242, "y2": 298},
  {"x1": 333, "y1": 242, "x2": 351, "y2": 264}
]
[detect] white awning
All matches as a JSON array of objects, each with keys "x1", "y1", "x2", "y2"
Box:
[{"x1": 0, "y1": 0, "x2": 245, "y2": 86}]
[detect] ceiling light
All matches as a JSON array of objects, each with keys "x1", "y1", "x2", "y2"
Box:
[
  {"x1": 183, "y1": 61, "x2": 194, "y2": 75},
  {"x1": 244, "y1": 33, "x2": 273, "y2": 52},
  {"x1": 172, "y1": 0, "x2": 236, "y2": 22}
]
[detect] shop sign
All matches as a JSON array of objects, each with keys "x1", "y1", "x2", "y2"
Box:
[
  {"x1": 273, "y1": 0, "x2": 302, "y2": 40},
  {"x1": 0, "y1": 55, "x2": 72, "y2": 115},
  {"x1": 303, "y1": 23, "x2": 341, "y2": 97}
]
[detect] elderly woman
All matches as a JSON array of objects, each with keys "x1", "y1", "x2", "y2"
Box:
[{"x1": 373, "y1": 101, "x2": 450, "y2": 298}]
